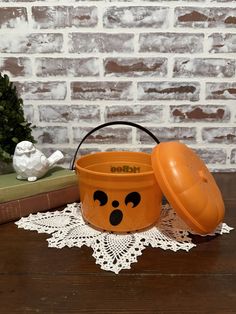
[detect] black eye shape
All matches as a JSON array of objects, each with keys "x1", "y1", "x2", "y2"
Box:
[
  {"x1": 93, "y1": 190, "x2": 108, "y2": 206},
  {"x1": 125, "y1": 192, "x2": 141, "y2": 208}
]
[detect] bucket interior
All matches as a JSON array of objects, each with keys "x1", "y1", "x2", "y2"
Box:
[
  {"x1": 76, "y1": 151, "x2": 153, "y2": 176},
  {"x1": 86, "y1": 161, "x2": 152, "y2": 174}
]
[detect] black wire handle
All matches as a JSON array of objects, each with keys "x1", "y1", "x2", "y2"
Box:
[{"x1": 70, "y1": 121, "x2": 160, "y2": 170}]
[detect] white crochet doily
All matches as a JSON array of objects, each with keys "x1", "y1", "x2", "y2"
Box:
[{"x1": 16, "y1": 203, "x2": 233, "y2": 274}]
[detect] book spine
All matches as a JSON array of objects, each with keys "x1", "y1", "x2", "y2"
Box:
[{"x1": 0, "y1": 185, "x2": 79, "y2": 224}]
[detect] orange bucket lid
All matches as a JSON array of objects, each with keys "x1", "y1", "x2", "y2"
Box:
[{"x1": 151, "y1": 141, "x2": 225, "y2": 234}]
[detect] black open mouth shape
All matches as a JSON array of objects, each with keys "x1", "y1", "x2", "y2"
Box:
[{"x1": 109, "y1": 209, "x2": 123, "y2": 226}]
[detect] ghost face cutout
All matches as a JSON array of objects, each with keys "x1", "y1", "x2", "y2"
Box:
[
  {"x1": 93, "y1": 190, "x2": 141, "y2": 227},
  {"x1": 80, "y1": 182, "x2": 162, "y2": 232}
]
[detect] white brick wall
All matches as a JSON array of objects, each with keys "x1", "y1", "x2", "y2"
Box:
[{"x1": 0, "y1": 0, "x2": 236, "y2": 171}]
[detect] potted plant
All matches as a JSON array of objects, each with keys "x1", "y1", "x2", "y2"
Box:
[{"x1": 0, "y1": 73, "x2": 35, "y2": 174}]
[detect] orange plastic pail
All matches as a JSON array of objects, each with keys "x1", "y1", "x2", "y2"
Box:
[{"x1": 74, "y1": 122, "x2": 162, "y2": 232}]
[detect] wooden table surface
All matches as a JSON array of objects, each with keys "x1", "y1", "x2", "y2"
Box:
[{"x1": 0, "y1": 173, "x2": 235, "y2": 314}]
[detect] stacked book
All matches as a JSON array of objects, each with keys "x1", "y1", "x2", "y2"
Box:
[{"x1": 0, "y1": 167, "x2": 79, "y2": 224}]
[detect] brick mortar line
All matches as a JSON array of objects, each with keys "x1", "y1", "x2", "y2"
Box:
[
  {"x1": 116, "y1": 104, "x2": 234, "y2": 108},
  {"x1": 98, "y1": 57, "x2": 105, "y2": 78},
  {"x1": 65, "y1": 79, "x2": 71, "y2": 102},
  {"x1": 1, "y1": 29, "x2": 236, "y2": 34},
  {"x1": 22, "y1": 99, "x2": 236, "y2": 103},
  {"x1": 67, "y1": 124, "x2": 74, "y2": 146},
  {"x1": 28, "y1": 55, "x2": 36, "y2": 77},
  {"x1": 9, "y1": 77, "x2": 236, "y2": 82},
  {"x1": 0, "y1": 49, "x2": 231, "y2": 57},
  {"x1": 25, "y1": 4, "x2": 34, "y2": 30},
  {"x1": 132, "y1": 81, "x2": 137, "y2": 102},
  {"x1": 35, "y1": 121, "x2": 236, "y2": 128},
  {"x1": 23, "y1": 103, "x2": 236, "y2": 113},
  {"x1": 32, "y1": 102, "x2": 40, "y2": 125},
  {"x1": 25, "y1": 115, "x2": 233, "y2": 129},
  {"x1": 199, "y1": 81, "x2": 205, "y2": 103},
  {"x1": 168, "y1": 6, "x2": 176, "y2": 28},
  {"x1": 38, "y1": 143, "x2": 235, "y2": 149},
  {"x1": 2, "y1": 2, "x2": 236, "y2": 8},
  {"x1": 195, "y1": 127, "x2": 202, "y2": 143},
  {"x1": 97, "y1": 5, "x2": 104, "y2": 30},
  {"x1": 133, "y1": 32, "x2": 139, "y2": 54},
  {"x1": 131, "y1": 128, "x2": 137, "y2": 145},
  {"x1": 62, "y1": 30, "x2": 69, "y2": 54},
  {"x1": 167, "y1": 56, "x2": 175, "y2": 79},
  {"x1": 1, "y1": 54, "x2": 235, "y2": 60},
  {"x1": 99, "y1": 105, "x2": 106, "y2": 124},
  {"x1": 19, "y1": 103, "x2": 199, "y2": 108},
  {"x1": 226, "y1": 148, "x2": 233, "y2": 165},
  {"x1": 226, "y1": 103, "x2": 236, "y2": 123}
]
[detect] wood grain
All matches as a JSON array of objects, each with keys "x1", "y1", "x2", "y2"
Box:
[{"x1": 0, "y1": 173, "x2": 235, "y2": 313}]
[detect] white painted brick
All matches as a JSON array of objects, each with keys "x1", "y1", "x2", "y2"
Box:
[{"x1": 1, "y1": 0, "x2": 235, "y2": 171}]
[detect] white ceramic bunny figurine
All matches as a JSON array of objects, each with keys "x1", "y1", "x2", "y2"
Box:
[{"x1": 13, "y1": 141, "x2": 64, "y2": 181}]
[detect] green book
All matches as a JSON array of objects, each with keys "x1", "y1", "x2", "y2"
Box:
[{"x1": 0, "y1": 167, "x2": 78, "y2": 203}]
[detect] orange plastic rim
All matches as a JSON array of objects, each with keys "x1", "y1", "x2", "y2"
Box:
[
  {"x1": 151, "y1": 142, "x2": 225, "y2": 234},
  {"x1": 76, "y1": 151, "x2": 162, "y2": 232}
]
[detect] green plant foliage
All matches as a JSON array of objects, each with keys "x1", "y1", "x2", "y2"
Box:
[{"x1": 0, "y1": 73, "x2": 35, "y2": 163}]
